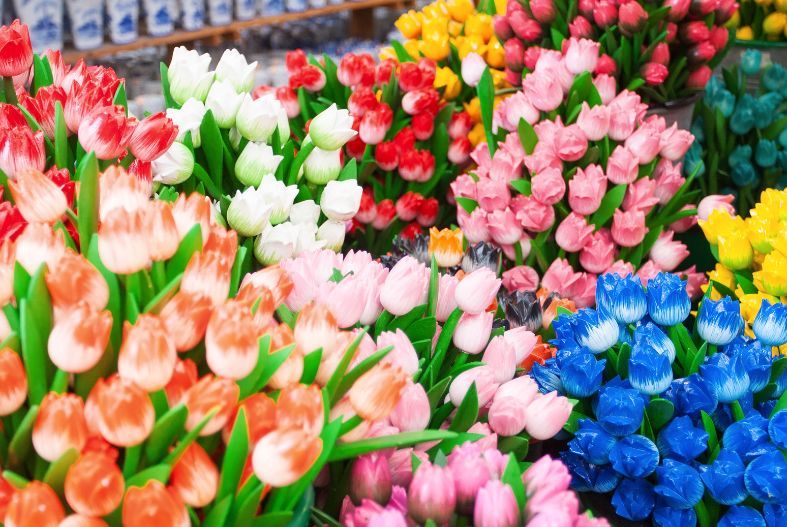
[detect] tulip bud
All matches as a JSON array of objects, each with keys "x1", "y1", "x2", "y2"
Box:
[
  {"x1": 317, "y1": 220, "x2": 346, "y2": 252},
  {"x1": 0, "y1": 348, "x2": 27, "y2": 415},
  {"x1": 151, "y1": 141, "x2": 194, "y2": 185},
  {"x1": 453, "y1": 312, "x2": 494, "y2": 355},
  {"x1": 236, "y1": 94, "x2": 282, "y2": 142},
  {"x1": 304, "y1": 146, "x2": 343, "y2": 185},
  {"x1": 215, "y1": 48, "x2": 257, "y2": 93},
  {"x1": 642, "y1": 62, "x2": 669, "y2": 85},
  {"x1": 254, "y1": 223, "x2": 299, "y2": 265},
  {"x1": 258, "y1": 174, "x2": 299, "y2": 224},
  {"x1": 321, "y1": 180, "x2": 363, "y2": 222},
  {"x1": 235, "y1": 142, "x2": 284, "y2": 188},
  {"x1": 390, "y1": 383, "x2": 431, "y2": 431},
  {"x1": 493, "y1": 15, "x2": 513, "y2": 40},
  {"x1": 474, "y1": 480, "x2": 519, "y2": 527},
  {"x1": 290, "y1": 199, "x2": 321, "y2": 225},
  {"x1": 619, "y1": 2, "x2": 648, "y2": 36},
  {"x1": 168, "y1": 47, "x2": 215, "y2": 105},
  {"x1": 205, "y1": 80, "x2": 245, "y2": 128},
  {"x1": 408, "y1": 462, "x2": 457, "y2": 524},
  {"x1": 350, "y1": 454, "x2": 392, "y2": 505},
  {"x1": 227, "y1": 187, "x2": 273, "y2": 238},
  {"x1": 309, "y1": 104, "x2": 357, "y2": 150},
  {"x1": 449, "y1": 365, "x2": 499, "y2": 407}
]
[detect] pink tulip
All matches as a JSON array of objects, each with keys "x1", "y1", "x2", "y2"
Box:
[
  {"x1": 388, "y1": 448, "x2": 426, "y2": 487},
  {"x1": 390, "y1": 383, "x2": 430, "y2": 432},
  {"x1": 625, "y1": 121, "x2": 663, "y2": 164},
  {"x1": 447, "y1": 443, "x2": 493, "y2": 513},
  {"x1": 697, "y1": 194, "x2": 735, "y2": 220},
  {"x1": 659, "y1": 123, "x2": 694, "y2": 160},
  {"x1": 636, "y1": 260, "x2": 663, "y2": 286},
  {"x1": 648, "y1": 230, "x2": 689, "y2": 272},
  {"x1": 523, "y1": 72, "x2": 563, "y2": 112},
  {"x1": 488, "y1": 395, "x2": 528, "y2": 436},
  {"x1": 503, "y1": 327, "x2": 538, "y2": 363},
  {"x1": 462, "y1": 53, "x2": 486, "y2": 88},
  {"x1": 670, "y1": 204, "x2": 698, "y2": 233},
  {"x1": 341, "y1": 496, "x2": 384, "y2": 527},
  {"x1": 515, "y1": 197, "x2": 555, "y2": 232},
  {"x1": 377, "y1": 329, "x2": 419, "y2": 375},
  {"x1": 605, "y1": 145, "x2": 639, "y2": 184},
  {"x1": 482, "y1": 336, "x2": 517, "y2": 383},
  {"x1": 523, "y1": 455, "x2": 572, "y2": 497},
  {"x1": 502, "y1": 265, "x2": 540, "y2": 292},
  {"x1": 379, "y1": 256, "x2": 429, "y2": 316},
  {"x1": 554, "y1": 125, "x2": 588, "y2": 162},
  {"x1": 579, "y1": 230, "x2": 616, "y2": 274},
  {"x1": 541, "y1": 258, "x2": 583, "y2": 298},
  {"x1": 530, "y1": 0, "x2": 556, "y2": 22},
  {"x1": 653, "y1": 159, "x2": 686, "y2": 204},
  {"x1": 496, "y1": 375, "x2": 540, "y2": 404},
  {"x1": 687, "y1": 65, "x2": 712, "y2": 90},
  {"x1": 359, "y1": 275, "x2": 388, "y2": 326},
  {"x1": 523, "y1": 391, "x2": 573, "y2": 440},
  {"x1": 449, "y1": 365, "x2": 498, "y2": 406},
  {"x1": 489, "y1": 151, "x2": 523, "y2": 184},
  {"x1": 622, "y1": 176, "x2": 660, "y2": 214},
  {"x1": 564, "y1": 38, "x2": 599, "y2": 75},
  {"x1": 555, "y1": 212, "x2": 595, "y2": 253},
  {"x1": 680, "y1": 265, "x2": 707, "y2": 299},
  {"x1": 605, "y1": 259, "x2": 636, "y2": 277},
  {"x1": 665, "y1": 0, "x2": 691, "y2": 20},
  {"x1": 509, "y1": 11, "x2": 543, "y2": 42},
  {"x1": 455, "y1": 268, "x2": 501, "y2": 315},
  {"x1": 611, "y1": 209, "x2": 648, "y2": 247},
  {"x1": 477, "y1": 177, "x2": 511, "y2": 212},
  {"x1": 350, "y1": 454, "x2": 393, "y2": 505},
  {"x1": 524, "y1": 148, "x2": 562, "y2": 175},
  {"x1": 467, "y1": 422, "x2": 499, "y2": 451},
  {"x1": 504, "y1": 39, "x2": 525, "y2": 73},
  {"x1": 619, "y1": 1, "x2": 648, "y2": 35},
  {"x1": 530, "y1": 167, "x2": 565, "y2": 205},
  {"x1": 593, "y1": 0, "x2": 618, "y2": 27},
  {"x1": 408, "y1": 462, "x2": 456, "y2": 525},
  {"x1": 576, "y1": 102, "x2": 610, "y2": 141},
  {"x1": 435, "y1": 273, "x2": 459, "y2": 323},
  {"x1": 453, "y1": 312, "x2": 494, "y2": 355},
  {"x1": 641, "y1": 62, "x2": 669, "y2": 86},
  {"x1": 611, "y1": 90, "x2": 648, "y2": 120},
  {"x1": 568, "y1": 164, "x2": 607, "y2": 215},
  {"x1": 368, "y1": 510, "x2": 408, "y2": 527},
  {"x1": 474, "y1": 480, "x2": 519, "y2": 527},
  {"x1": 607, "y1": 107, "x2": 637, "y2": 141},
  {"x1": 458, "y1": 208, "x2": 491, "y2": 243},
  {"x1": 501, "y1": 92, "x2": 539, "y2": 129},
  {"x1": 570, "y1": 272, "x2": 598, "y2": 308},
  {"x1": 450, "y1": 173, "x2": 477, "y2": 200},
  {"x1": 593, "y1": 74, "x2": 617, "y2": 104},
  {"x1": 651, "y1": 43, "x2": 671, "y2": 65},
  {"x1": 487, "y1": 208, "x2": 523, "y2": 245}
]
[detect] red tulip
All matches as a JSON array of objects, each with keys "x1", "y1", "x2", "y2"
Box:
[
  {"x1": 641, "y1": 62, "x2": 669, "y2": 85},
  {"x1": 0, "y1": 125, "x2": 45, "y2": 179},
  {"x1": 18, "y1": 85, "x2": 67, "y2": 139},
  {"x1": 129, "y1": 112, "x2": 177, "y2": 162},
  {"x1": 0, "y1": 102, "x2": 27, "y2": 129},
  {"x1": 78, "y1": 105, "x2": 136, "y2": 160},
  {"x1": 64, "y1": 78, "x2": 121, "y2": 133},
  {"x1": 0, "y1": 20, "x2": 33, "y2": 77}
]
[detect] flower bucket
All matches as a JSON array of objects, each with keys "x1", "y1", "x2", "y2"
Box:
[
  {"x1": 720, "y1": 40, "x2": 787, "y2": 90},
  {"x1": 180, "y1": 0, "x2": 205, "y2": 30},
  {"x1": 645, "y1": 93, "x2": 701, "y2": 134},
  {"x1": 143, "y1": 0, "x2": 174, "y2": 36},
  {"x1": 207, "y1": 0, "x2": 232, "y2": 25},
  {"x1": 13, "y1": 0, "x2": 63, "y2": 52},
  {"x1": 107, "y1": 0, "x2": 139, "y2": 44},
  {"x1": 235, "y1": 0, "x2": 255, "y2": 20},
  {"x1": 66, "y1": 0, "x2": 103, "y2": 50}
]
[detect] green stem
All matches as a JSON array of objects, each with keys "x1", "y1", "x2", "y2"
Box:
[
  {"x1": 288, "y1": 141, "x2": 316, "y2": 185},
  {"x1": 2, "y1": 77, "x2": 17, "y2": 106}
]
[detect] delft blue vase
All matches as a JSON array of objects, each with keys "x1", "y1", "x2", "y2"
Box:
[
  {"x1": 14, "y1": 0, "x2": 64, "y2": 52},
  {"x1": 144, "y1": 0, "x2": 174, "y2": 35},
  {"x1": 208, "y1": 0, "x2": 232, "y2": 25},
  {"x1": 235, "y1": 0, "x2": 255, "y2": 19},
  {"x1": 180, "y1": 0, "x2": 205, "y2": 30},
  {"x1": 108, "y1": 0, "x2": 139, "y2": 44},
  {"x1": 66, "y1": 0, "x2": 103, "y2": 50}
]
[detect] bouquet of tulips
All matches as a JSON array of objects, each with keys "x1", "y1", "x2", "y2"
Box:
[
  {"x1": 686, "y1": 49, "x2": 787, "y2": 212},
  {"x1": 731, "y1": 0, "x2": 787, "y2": 41},
  {"x1": 531, "y1": 272, "x2": 787, "y2": 525},
  {"x1": 496, "y1": 0, "x2": 737, "y2": 104},
  {"x1": 451, "y1": 38, "x2": 704, "y2": 308}
]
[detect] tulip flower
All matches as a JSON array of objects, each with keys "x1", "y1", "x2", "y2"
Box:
[
  {"x1": 408, "y1": 462, "x2": 457, "y2": 524},
  {"x1": 168, "y1": 46, "x2": 215, "y2": 105},
  {"x1": 32, "y1": 393, "x2": 89, "y2": 462},
  {"x1": 118, "y1": 314, "x2": 177, "y2": 392},
  {"x1": 169, "y1": 443, "x2": 219, "y2": 507},
  {"x1": 205, "y1": 79, "x2": 245, "y2": 129},
  {"x1": 252, "y1": 429, "x2": 323, "y2": 487},
  {"x1": 89, "y1": 375, "x2": 155, "y2": 447},
  {"x1": 236, "y1": 93, "x2": 282, "y2": 142},
  {"x1": 122, "y1": 481, "x2": 189, "y2": 526},
  {"x1": 309, "y1": 104, "x2": 357, "y2": 150},
  {"x1": 183, "y1": 375, "x2": 239, "y2": 436},
  {"x1": 78, "y1": 105, "x2": 136, "y2": 160},
  {"x1": 129, "y1": 111, "x2": 177, "y2": 162},
  {"x1": 0, "y1": 19, "x2": 33, "y2": 77},
  {"x1": 5, "y1": 481, "x2": 65, "y2": 526},
  {"x1": 151, "y1": 141, "x2": 194, "y2": 185},
  {"x1": 349, "y1": 362, "x2": 408, "y2": 421},
  {"x1": 64, "y1": 452, "x2": 125, "y2": 517},
  {"x1": 0, "y1": 348, "x2": 27, "y2": 415},
  {"x1": 0, "y1": 126, "x2": 46, "y2": 179},
  {"x1": 214, "y1": 48, "x2": 257, "y2": 94},
  {"x1": 48, "y1": 303, "x2": 112, "y2": 373}
]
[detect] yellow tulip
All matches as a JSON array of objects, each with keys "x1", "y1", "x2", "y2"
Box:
[
  {"x1": 464, "y1": 14, "x2": 494, "y2": 42},
  {"x1": 745, "y1": 215, "x2": 779, "y2": 253},
  {"x1": 699, "y1": 209, "x2": 745, "y2": 245},
  {"x1": 468, "y1": 122, "x2": 487, "y2": 146},
  {"x1": 422, "y1": 16, "x2": 450, "y2": 39},
  {"x1": 379, "y1": 47, "x2": 397, "y2": 61},
  {"x1": 719, "y1": 232, "x2": 755, "y2": 270},
  {"x1": 448, "y1": 20, "x2": 463, "y2": 37},
  {"x1": 447, "y1": 0, "x2": 474, "y2": 22},
  {"x1": 396, "y1": 11, "x2": 422, "y2": 39},
  {"x1": 435, "y1": 67, "x2": 461, "y2": 100},
  {"x1": 755, "y1": 251, "x2": 787, "y2": 296},
  {"x1": 464, "y1": 97, "x2": 482, "y2": 123},
  {"x1": 726, "y1": 11, "x2": 740, "y2": 28},
  {"x1": 423, "y1": 0, "x2": 450, "y2": 20},
  {"x1": 494, "y1": 0, "x2": 508, "y2": 15},
  {"x1": 404, "y1": 39, "x2": 422, "y2": 60},
  {"x1": 419, "y1": 36, "x2": 450, "y2": 61},
  {"x1": 737, "y1": 26, "x2": 755, "y2": 40},
  {"x1": 777, "y1": 0, "x2": 787, "y2": 12},
  {"x1": 758, "y1": 189, "x2": 787, "y2": 220},
  {"x1": 458, "y1": 35, "x2": 488, "y2": 60},
  {"x1": 707, "y1": 263, "x2": 737, "y2": 292},
  {"x1": 763, "y1": 13, "x2": 787, "y2": 36},
  {"x1": 485, "y1": 36, "x2": 506, "y2": 69}
]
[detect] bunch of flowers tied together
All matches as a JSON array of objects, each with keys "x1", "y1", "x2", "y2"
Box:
[
  {"x1": 686, "y1": 49, "x2": 787, "y2": 212},
  {"x1": 529, "y1": 272, "x2": 787, "y2": 525},
  {"x1": 451, "y1": 37, "x2": 702, "y2": 307},
  {"x1": 731, "y1": 0, "x2": 787, "y2": 41},
  {"x1": 496, "y1": 0, "x2": 736, "y2": 103}
]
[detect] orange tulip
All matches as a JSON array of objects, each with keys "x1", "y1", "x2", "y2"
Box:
[
  {"x1": 180, "y1": 251, "x2": 231, "y2": 307},
  {"x1": 171, "y1": 192, "x2": 212, "y2": 242},
  {"x1": 428, "y1": 227, "x2": 464, "y2": 268},
  {"x1": 329, "y1": 398, "x2": 370, "y2": 442},
  {"x1": 182, "y1": 375, "x2": 239, "y2": 436},
  {"x1": 145, "y1": 201, "x2": 180, "y2": 261},
  {"x1": 4, "y1": 481, "x2": 65, "y2": 527},
  {"x1": 203, "y1": 225, "x2": 238, "y2": 263},
  {"x1": 519, "y1": 335, "x2": 556, "y2": 372},
  {"x1": 276, "y1": 384, "x2": 324, "y2": 436},
  {"x1": 235, "y1": 283, "x2": 275, "y2": 331},
  {"x1": 159, "y1": 291, "x2": 213, "y2": 352},
  {"x1": 118, "y1": 314, "x2": 177, "y2": 392},
  {"x1": 46, "y1": 249, "x2": 109, "y2": 313},
  {"x1": 267, "y1": 322, "x2": 295, "y2": 352},
  {"x1": 89, "y1": 375, "x2": 155, "y2": 447},
  {"x1": 224, "y1": 393, "x2": 277, "y2": 445},
  {"x1": 239, "y1": 266, "x2": 294, "y2": 307},
  {"x1": 205, "y1": 300, "x2": 259, "y2": 380},
  {"x1": 122, "y1": 481, "x2": 189, "y2": 527},
  {"x1": 9, "y1": 169, "x2": 68, "y2": 224},
  {"x1": 15, "y1": 223, "x2": 66, "y2": 275},
  {"x1": 252, "y1": 429, "x2": 322, "y2": 487},
  {"x1": 81, "y1": 435, "x2": 119, "y2": 461},
  {"x1": 315, "y1": 330, "x2": 356, "y2": 386},
  {"x1": 97, "y1": 208, "x2": 150, "y2": 275},
  {"x1": 266, "y1": 351, "x2": 304, "y2": 390},
  {"x1": 47, "y1": 303, "x2": 112, "y2": 373},
  {"x1": 0, "y1": 475, "x2": 13, "y2": 521},
  {"x1": 294, "y1": 303, "x2": 339, "y2": 356},
  {"x1": 165, "y1": 358, "x2": 198, "y2": 408},
  {"x1": 0, "y1": 241, "x2": 15, "y2": 305},
  {"x1": 169, "y1": 442, "x2": 219, "y2": 507},
  {"x1": 348, "y1": 362, "x2": 408, "y2": 422},
  {"x1": 0, "y1": 348, "x2": 27, "y2": 415},
  {"x1": 32, "y1": 393, "x2": 88, "y2": 462},
  {"x1": 64, "y1": 452, "x2": 124, "y2": 517},
  {"x1": 59, "y1": 515, "x2": 109, "y2": 527},
  {"x1": 98, "y1": 166, "x2": 150, "y2": 222}
]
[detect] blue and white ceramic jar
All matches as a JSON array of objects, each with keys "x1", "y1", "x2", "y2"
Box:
[
  {"x1": 66, "y1": 0, "x2": 103, "y2": 50},
  {"x1": 107, "y1": 0, "x2": 139, "y2": 44},
  {"x1": 235, "y1": 0, "x2": 255, "y2": 20},
  {"x1": 207, "y1": 0, "x2": 232, "y2": 25},
  {"x1": 14, "y1": 0, "x2": 64, "y2": 52},
  {"x1": 144, "y1": 0, "x2": 174, "y2": 35},
  {"x1": 179, "y1": 0, "x2": 205, "y2": 30}
]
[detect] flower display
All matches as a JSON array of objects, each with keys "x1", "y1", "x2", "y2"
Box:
[
  {"x1": 687, "y1": 49, "x2": 787, "y2": 211},
  {"x1": 731, "y1": 0, "x2": 787, "y2": 41}
]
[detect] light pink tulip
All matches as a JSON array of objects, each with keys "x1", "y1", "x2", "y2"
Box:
[
  {"x1": 377, "y1": 329, "x2": 419, "y2": 375},
  {"x1": 670, "y1": 204, "x2": 698, "y2": 233},
  {"x1": 358, "y1": 270, "x2": 388, "y2": 326},
  {"x1": 579, "y1": 230, "x2": 616, "y2": 274},
  {"x1": 502, "y1": 327, "x2": 538, "y2": 364},
  {"x1": 461, "y1": 52, "x2": 487, "y2": 88},
  {"x1": 379, "y1": 256, "x2": 429, "y2": 316},
  {"x1": 467, "y1": 422, "x2": 499, "y2": 451},
  {"x1": 447, "y1": 443, "x2": 493, "y2": 513},
  {"x1": 607, "y1": 107, "x2": 637, "y2": 141},
  {"x1": 541, "y1": 258, "x2": 582, "y2": 298},
  {"x1": 622, "y1": 176, "x2": 660, "y2": 214},
  {"x1": 502, "y1": 265, "x2": 540, "y2": 292},
  {"x1": 501, "y1": 236, "x2": 532, "y2": 263},
  {"x1": 659, "y1": 123, "x2": 694, "y2": 161},
  {"x1": 605, "y1": 259, "x2": 636, "y2": 277},
  {"x1": 577, "y1": 102, "x2": 610, "y2": 141},
  {"x1": 368, "y1": 509, "x2": 408, "y2": 527},
  {"x1": 625, "y1": 122, "x2": 663, "y2": 164},
  {"x1": 455, "y1": 268, "x2": 501, "y2": 315},
  {"x1": 390, "y1": 383, "x2": 430, "y2": 432},
  {"x1": 488, "y1": 395, "x2": 528, "y2": 436},
  {"x1": 555, "y1": 212, "x2": 595, "y2": 253},
  {"x1": 648, "y1": 230, "x2": 689, "y2": 272},
  {"x1": 435, "y1": 273, "x2": 459, "y2": 323},
  {"x1": 489, "y1": 150, "x2": 523, "y2": 184},
  {"x1": 564, "y1": 37, "x2": 599, "y2": 74},
  {"x1": 605, "y1": 145, "x2": 639, "y2": 184},
  {"x1": 523, "y1": 72, "x2": 563, "y2": 112},
  {"x1": 611, "y1": 208, "x2": 648, "y2": 247},
  {"x1": 474, "y1": 480, "x2": 520, "y2": 527},
  {"x1": 554, "y1": 125, "x2": 588, "y2": 162},
  {"x1": 609, "y1": 90, "x2": 647, "y2": 121},
  {"x1": 697, "y1": 194, "x2": 735, "y2": 220},
  {"x1": 496, "y1": 375, "x2": 540, "y2": 404},
  {"x1": 636, "y1": 260, "x2": 663, "y2": 286},
  {"x1": 523, "y1": 391, "x2": 573, "y2": 440},
  {"x1": 569, "y1": 272, "x2": 597, "y2": 308},
  {"x1": 322, "y1": 276, "x2": 368, "y2": 328},
  {"x1": 568, "y1": 165, "x2": 607, "y2": 215},
  {"x1": 482, "y1": 336, "x2": 517, "y2": 383},
  {"x1": 449, "y1": 365, "x2": 499, "y2": 406},
  {"x1": 453, "y1": 312, "x2": 494, "y2": 355},
  {"x1": 515, "y1": 197, "x2": 555, "y2": 233},
  {"x1": 477, "y1": 177, "x2": 511, "y2": 212},
  {"x1": 450, "y1": 173, "x2": 478, "y2": 200},
  {"x1": 524, "y1": 147, "x2": 563, "y2": 175},
  {"x1": 593, "y1": 74, "x2": 617, "y2": 104},
  {"x1": 523, "y1": 455, "x2": 573, "y2": 496},
  {"x1": 458, "y1": 208, "x2": 491, "y2": 244},
  {"x1": 530, "y1": 167, "x2": 566, "y2": 205},
  {"x1": 502, "y1": 92, "x2": 539, "y2": 129},
  {"x1": 408, "y1": 462, "x2": 456, "y2": 525},
  {"x1": 499, "y1": 132, "x2": 526, "y2": 165},
  {"x1": 653, "y1": 159, "x2": 686, "y2": 204},
  {"x1": 487, "y1": 208, "x2": 523, "y2": 245}
]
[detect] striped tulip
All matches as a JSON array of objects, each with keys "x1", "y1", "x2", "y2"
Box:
[
  {"x1": 98, "y1": 166, "x2": 150, "y2": 222},
  {"x1": 252, "y1": 429, "x2": 323, "y2": 487},
  {"x1": 15, "y1": 223, "x2": 66, "y2": 276},
  {"x1": 294, "y1": 303, "x2": 338, "y2": 356},
  {"x1": 59, "y1": 515, "x2": 109, "y2": 527},
  {"x1": 32, "y1": 393, "x2": 89, "y2": 462},
  {"x1": 183, "y1": 375, "x2": 239, "y2": 436},
  {"x1": 239, "y1": 266, "x2": 294, "y2": 307},
  {"x1": 46, "y1": 250, "x2": 109, "y2": 312},
  {"x1": 145, "y1": 201, "x2": 180, "y2": 261},
  {"x1": 224, "y1": 393, "x2": 277, "y2": 445},
  {"x1": 88, "y1": 376, "x2": 155, "y2": 447},
  {"x1": 122, "y1": 481, "x2": 189, "y2": 527},
  {"x1": 275, "y1": 384, "x2": 324, "y2": 436},
  {"x1": 165, "y1": 359, "x2": 198, "y2": 408},
  {"x1": 169, "y1": 443, "x2": 219, "y2": 507},
  {"x1": 349, "y1": 362, "x2": 408, "y2": 422},
  {"x1": 0, "y1": 348, "x2": 27, "y2": 415},
  {"x1": 64, "y1": 452, "x2": 125, "y2": 517},
  {"x1": 181, "y1": 251, "x2": 232, "y2": 307},
  {"x1": 97, "y1": 208, "x2": 151, "y2": 275},
  {"x1": 205, "y1": 300, "x2": 259, "y2": 379},
  {"x1": 171, "y1": 192, "x2": 212, "y2": 242},
  {"x1": 118, "y1": 315, "x2": 177, "y2": 392},
  {"x1": 159, "y1": 291, "x2": 213, "y2": 352},
  {"x1": 4, "y1": 481, "x2": 65, "y2": 527},
  {"x1": 8, "y1": 169, "x2": 67, "y2": 223},
  {"x1": 47, "y1": 303, "x2": 112, "y2": 373}
]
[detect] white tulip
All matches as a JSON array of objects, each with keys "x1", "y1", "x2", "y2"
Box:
[
  {"x1": 303, "y1": 146, "x2": 343, "y2": 185},
  {"x1": 259, "y1": 174, "x2": 299, "y2": 225},
  {"x1": 235, "y1": 142, "x2": 284, "y2": 187},
  {"x1": 168, "y1": 47, "x2": 215, "y2": 105},
  {"x1": 229, "y1": 127, "x2": 242, "y2": 151},
  {"x1": 320, "y1": 179, "x2": 362, "y2": 221},
  {"x1": 308, "y1": 103, "x2": 356, "y2": 150},
  {"x1": 317, "y1": 220, "x2": 346, "y2": 252},
  {"x1": 167, "y1": 98, "x2": 206, "y2": 147},
  {"x1": 227, "y1": 187, "x2": 273, "y2": 237},
  {"x1": 294, "y1": 222, "x2": 327, "y2": 255},
  {"x1": 289, "y1": 200, "x2": 321, "y2": 225},
  {"x1": 210, "y1": 200, "x2": 227, "y2": 227},
  {"x1": 215, "y1": 48, "x2": 258, "y2": 94},
  {"x1": 152, "y1": 142, "x2": 194, "y2": 185},
  {"x1": 236, "y1": 94, "x2": 282, "y2": 142},
  {"x1": 276, "y1": 107, "x2": 290, "y2": 145},
  {"x1": 205, "y1": 80, "x2": 245, "y2": 129},
  {"x1": 254, "y1": 222, "x2": 298, "y2": 265}
]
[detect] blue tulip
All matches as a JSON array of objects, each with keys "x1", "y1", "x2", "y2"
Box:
[
  {"x1": 697, "y1": 297, "x2": 745, "y2": 345},
  {"x1": 732, "y1": 161, "x2": 758, "y2": 187},
  {"x1": 530, "y1": 359, "x2": 563, "y2": 394},
  {"x1": 609, "y1": 435, "x2": 660, "y2": 478},
  {"x1": 744, "y1": 450, "x2": 787, "y2": 504},
  {"x1": 768, "y1": 410, "x2": 787, "y2": 449},
  {"x1": 663, "y1": 373, "x2": 718, "y2": 417},
  {"x1": 683, "y1": 145, "x2": 706, "y2": 178},
  {"x1": 730, "y1": 94, "x2": 756, "y2": 135},
  {"x1": 612, "y1": 478, "x2": 655, "y2": 521},
  {"x1": 730, "y1": 145, "x2": 753, "y2": 167},
  {"x1": 752, "y1": 100, "x2": 772, "y2": 129},
  {"x1": 723, "y1": 414, "x2": 773, "y2": 463},
  {"x1": 653, "y1": 505, "x2": 697, "y2": 527},
  {"x1": 618, "y1": 323, "x2": 633, "y2": 346},
  {"x1": 780, "y1": 127, "x2": 787, "y2": 149},
  {"x1": 763, "y1": 63, "x2": 787, "y2": 93},
  {"x1": 690, "y1": 117, "x2": 705, "y2": 143},
  {"x1": 759, "y1": 399, "x2": 778, "y2": 419},
  {"x1": 552, "y1": 314, "x2": 578, "y2": 348},
  {"x1": 646, "y1": 274, "x2": 691, "y2": 327},
  {"x1": 741, "y1": 50, "x2": 762, "y2": 76},
  {"x1": 596, "y1": 274, "x2": 647, "y2": 324},
  {"x1": 596, "y1": 385, "x2": 646, "y2": 437},
  {"x1": 657, "y1": 416, "x2": 708, "y2": 462},
  {"x1": 559, "y1": 451, "x2": 620, "y2": 493},
  {"x1": 634, "y1": 322, "x2": 676, "y2": 363},
  {"x1": 719, "y1": 506, "x2": 766, "y2": 527},
  {"x1": 723, "y1": 336, "x2": 772, "y2": 392},
  {"x1": 629, "y1": 341, "x2": 673, "y2": 395},
  {"x1": 764, "y1": 503, "x2": 787, "y2": 527},
  {"x1": 559, "y1": 350, "x2": 605, "y2": 398},
  {"x1": 701, "y1": 352, "x2": 751, "y2": 403},
  {"x1": 756, "y1": 140, "x2": 778, "y2": 168},
  {"x1": 704, "y1": 75, "x2": 725, "y2": 100},
  {"x1": 698, "y1": 449, "x2": 748, "y2": 505},
  {"x1": 568, "y1": 419, "x2": 617, "y2": 465},
  {"x1": 572, "y1": 308, "x2": 620, "y2": 353},
  {"x1": 654, "y1": 459, "x2": 704, "y2": 509},
  {"x1": 752, "y1": 300, "x2": 787, "y2": 347},
  {"x1": 717, "y1": 89, "x2": 737, "y2": 117}
]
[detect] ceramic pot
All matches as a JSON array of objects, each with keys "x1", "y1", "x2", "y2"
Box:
[
  {"x1": 14, "y1": 0, "x2": 64, "y2": 52},
  {"x1": 66, "y1": 0, "x2": 103, "y2": 50}
]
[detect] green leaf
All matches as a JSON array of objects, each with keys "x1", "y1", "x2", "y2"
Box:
[
  {"x1": 338, "y1": 158, "x2": 357, "y2": 181},
  {"x1": 13, "y1": 262, "x2": 30, "y2": 306},
  {"x1": 689, "y1": 342, "x2": 708, "y2": 375},
  {"x1": 143, "y1": 273, "x2": 183, "y2": 314},
  {"x1": 733, "y1": 272, "x2": 757, "y2": 295},
  {"x1": 76, "y1": 152, "x2": 99, "y2": 254},
  {"x1": 237, "y1": 339, "x2": 292, "y2": 398},
  {"x1": 387, "y1": 305, "x2": 427, "y2": 333},
  {"x1": 144, "y1": 404, "x2": 188, "y2": 463},
  {"x1": 449, "y1": 384, "x2": 478, "y2": 432},
  {"x1": 390, "y1": 40, "x2": 415, "y2": 62},
  {"x1": 125, "y1": 464, "x2": 172, "y2": 488},
  {"x1": 300, "y1": 348, "x2": 323, "y2": 384},
  {"x1": 477, "y1": 68, "x2": 496, "y2": 154},
  {"x1": 203, "y1": 496, "x2": 233, "y2": 527},
  {"x1": 550, "y1": 26, "x2": 566, "y2": 50},
  {"x1": 31, "y1": 54, "x2": 53, "y2": 93},
  {"x1": 517, "y1": 118, "x2": 538, "y2": 155},
  {"x1": 324, "y1": 330, "x2": 367, "y2": 404},
  {"x1": 7, "y1": 406, "x2": 39, "y2": 469},
  {"x1": 701, "y1": 410, "x2": 718, "y2": 453},
  {"x1": 159, "y1": 62, "x2": 176, "y2": 109},
  {"x1": 163, "y1": 408, "x2": 219, "y2": 467},
  {"x1": 771, "y1": 390, "x2": 787, "y2": 418},
  {"x1": 563, "y1": 409, "x2": 590, "y2": 434},
  {"x1": 510, "y1": 178, "x2": 531, "y2": 196},
  {"x1": 647, "y1": 398, "x2": 675, "y2": 431},
  {"x1": 498, "y1": 436, "x2": 530, "y2": 458},
  {"x1": 616, "y1": 342, "x2": 631, "y2": 379},
  {"x1": 501, "y1": 454, "x2": 526, "y2": 520},
  {"x1": 54, "y1": 102, "x2": 68, "y2": 170},
  {"x1": 427, "y1": 254, "x2": 439, "y2": 318},
  {"x1": 199, "y1": 110, "x2": 224, "y2": 192},
  {"x1": 405, "y1": 317, "x2": 437, "y2": 344},
  {"x1": 217, "y1": 408, "x2": 249, "y2": 502},
  {"x1": 113, "y1": 83, "x2": 128, "y2": 113},
  {"x1": 165, "y1": 224, "x2": 203, "y2": 280},
  {"x1": 335, "y1": 346, "x2": 394, "y2": 400},
  {"x1": 589, "y1": 184, "x2": 627, "y2": 228},
  {"x1": 426, "y1": 377, "x2": 451, "y2": 411},
  {"x1": 20, "y1": 299, "x2": 48, "y2": 404},
  {"x1": 328, "y1": 430, "x2": 458, "y2": 461},
  {"x1": 426, "y1": 308, "x2": 462, "y2": 386},
  {"x1": 456, "y1": 197, "x2": 478, "y2": 214}
]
